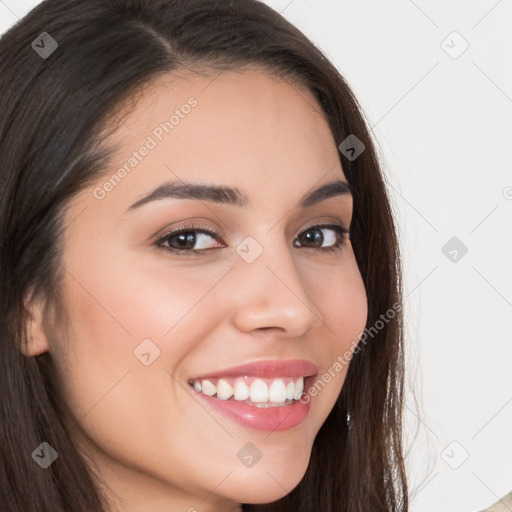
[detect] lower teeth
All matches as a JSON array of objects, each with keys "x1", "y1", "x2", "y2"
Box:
[
  {"x1": 218, "y1": 396, "x2": 295, "y2": 407},
  {"x1": 246, "y1": 399, "x2": 295, "y2": 408}
]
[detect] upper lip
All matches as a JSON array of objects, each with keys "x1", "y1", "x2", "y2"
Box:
[{"x1": 190, "y1": 359, "x2": 319, "y2": 380}]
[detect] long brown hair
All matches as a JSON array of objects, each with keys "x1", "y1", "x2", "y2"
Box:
[{"x1": 0, "y1": 0, "x2": 408, "y2": 510}]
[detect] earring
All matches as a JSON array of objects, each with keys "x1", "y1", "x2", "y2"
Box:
[{"x1": 346, "y1": 410, "x2": 352, "y2": 431}]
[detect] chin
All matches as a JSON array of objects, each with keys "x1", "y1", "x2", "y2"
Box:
[{"x1": 226, "y1": 457, "x2": 309, "y2": 504}]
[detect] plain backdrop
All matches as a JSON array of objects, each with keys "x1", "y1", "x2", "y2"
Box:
[{"x1": 1, "y1": 1, "x2": 511, "y2": 511}]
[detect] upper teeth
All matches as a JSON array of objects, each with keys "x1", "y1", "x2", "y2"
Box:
[{"x1": 189, "y1": 376, "x2": 305, "y2": 403}]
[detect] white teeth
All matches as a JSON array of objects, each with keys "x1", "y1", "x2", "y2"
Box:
[
  {"x1": 216, "y1": 379, "x2": 234, "y2": 400},
  {"x1": 233, "y1": 380, "x2": 250, "y2": 401},
  {"x1": 268, "y1": 379, "x2": 288, "y2": 403},
  {"x1": 201, "y1": 380, "x2": 217, "y2": 396},
  {"x1": 286, "y1": 381, "x2": 295, "y2": 400},
  {"x1": 249, "y1": 379, "x2": 268, "y2": 402},
  {"x1": 293, "y1": 377, "x2": 304, "y2": 400},
  {"x1": 190, "y1": 376, "x2": 306, "y2": 404}
]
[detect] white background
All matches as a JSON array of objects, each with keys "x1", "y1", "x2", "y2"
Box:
[{"x1": 1, "y1": 1, "x2": 511, "y2": 511}]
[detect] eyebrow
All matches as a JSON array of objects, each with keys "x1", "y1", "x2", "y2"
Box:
[{"x1": 126, "y1": 178, "x2": 353, "y2": 212}]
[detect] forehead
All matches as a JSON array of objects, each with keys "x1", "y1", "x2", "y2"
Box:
[{"x1": 78, "y1": 66, "x2": 347, "y2": 215}]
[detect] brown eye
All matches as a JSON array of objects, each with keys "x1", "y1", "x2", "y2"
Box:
[
  {"x1": 153, "y1": 224, "x2": 224, "y2": 255},
  {"x1": 293, "y1": 224, "x2": 349, "y2": 252},
  {"x1": 296, "y1": 227, "x2": 325, "y2": 247},
  {"x1": 165, "y1": 231, "x2": 210, "y2": 250}
]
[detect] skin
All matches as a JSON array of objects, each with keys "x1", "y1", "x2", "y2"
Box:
[{"x1": 24, "y1": 67, "x2": 368, "y2": 512}]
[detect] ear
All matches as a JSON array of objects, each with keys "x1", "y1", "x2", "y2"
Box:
[{"x1": 22, "y1": 288, "x2": 50, "y2": 357}]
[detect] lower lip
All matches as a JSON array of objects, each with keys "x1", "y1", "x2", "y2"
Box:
[{"x1": 190, "y1": 379, "x2": 313, "y2": 432}]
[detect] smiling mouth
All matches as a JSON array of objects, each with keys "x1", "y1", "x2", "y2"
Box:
[{"x1": 187, "y1": 375, "x2": 312, "y2": 407}]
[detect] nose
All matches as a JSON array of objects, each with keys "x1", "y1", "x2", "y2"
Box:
[{"x1": 228, "y1": 236, "x2": 324, "y2": 338}]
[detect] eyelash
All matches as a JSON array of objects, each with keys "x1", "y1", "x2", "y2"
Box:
[{"x1": 152, "y1": 221, "x2": 351, "y2": 256}]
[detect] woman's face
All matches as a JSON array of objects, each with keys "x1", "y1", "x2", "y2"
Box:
[{"x1": 31, "y1": 68, "x2": 368, "y2": 511}]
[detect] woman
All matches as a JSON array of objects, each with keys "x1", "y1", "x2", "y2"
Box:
[{"x1": 0, "y1": 0, "x2": 408, "y2": 510}]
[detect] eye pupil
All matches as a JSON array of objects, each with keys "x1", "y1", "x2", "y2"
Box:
[
  {"x1": 174, "y1": 232, "x2": 196, "y2": 249},
  {"x1": 299, "y1": 228, "x2": 323, "y2": 247}
]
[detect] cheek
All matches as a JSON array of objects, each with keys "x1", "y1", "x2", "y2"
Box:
[
  {"x1": 333, "y1": 268, "x2": 368, "y2": 372},
  {"x1": 51, "y1": 259, "x2": 227, "y2": 476},
  {"x1": 303, "y1": 257, "x2": 368, "y2": 411},
  {"x1": 313, "y1": 256, "x2": 368, "y2": 350},
  {"x1": 54, "y1": 256, "x2": 226, "y2": 414}
]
